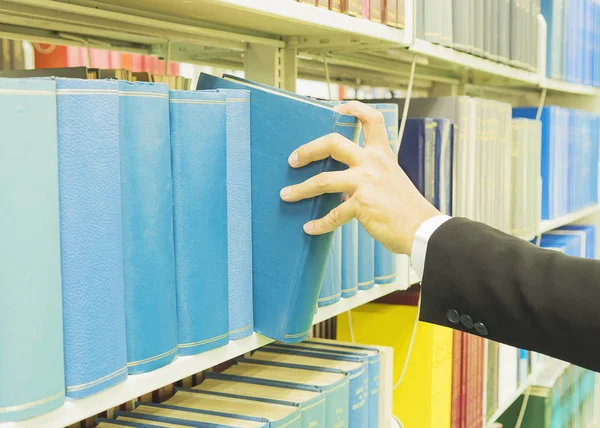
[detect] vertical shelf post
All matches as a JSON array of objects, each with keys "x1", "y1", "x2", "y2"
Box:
[{"x1": 244, "y1": 43, "x2": 284, "y2": 88}]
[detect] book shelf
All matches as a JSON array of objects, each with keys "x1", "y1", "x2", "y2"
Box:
[
  {"x1": 0, "y1": 269, "x2": 413, "y2": 428},
  {"x1": 3, "y1": 1, "x2": 600, "y2": 427}
]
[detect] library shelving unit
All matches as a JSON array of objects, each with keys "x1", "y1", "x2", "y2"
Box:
[{"x1": 3, "y1": 1, "x2": 600, "y2": 427}]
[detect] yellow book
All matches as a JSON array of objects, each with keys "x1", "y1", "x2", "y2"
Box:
[{"x1": 337, "y1": 303, "x2": 453, "y2": 428}]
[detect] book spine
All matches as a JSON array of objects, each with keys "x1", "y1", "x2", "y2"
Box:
[
  {"x1": 169, "y1": 90, "x2": 229, "y2": 355},
  {"x1": 318, "y1": 228, "x2": 342, "y2": 307},
  {"x1": 341, "y1": 220, "x2": 359, "y2": 297},
  {"x1": 453, "y1": 0, "x2": 471, "y2": 51},
  {"x1": 424, "y1": 0, "x2": 443, "y2": 43},
  {"x1": 451, "y1": 332, "x2": 462, "y2": 428},
  {"x1": 357, "y1": 126, "x2": 376, "y2": 291},
  {"x1": 0, "y1": 78, "x2": 65, "y2": 422},
  {"x1": 397, "y1": 0, "x2": 404, "y2": 27},
  {"x1": 317, "y1": 0, "x2": 329, "y2": 8},
  {"x1": 221, "y1": 89, "x2": 254, "y2": 340},
  {"x1": 370, "y1": 0, "x2": 383, "y2": 22},
  {"x1": 119, "y1": 81, "x2": 179, "y2": 374},
  {"x1": 346, "y1": 0, "x2": 364, "y2": 15},
  {"x1": 56, "y1": 79, "x2": 128, "y2": 399},
  {"x1": 330, "y1": 0, "x2": 343, "y2": 12}
]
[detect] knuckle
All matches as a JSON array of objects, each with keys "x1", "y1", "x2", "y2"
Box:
[
  {"x1": 328, "y1": 208, "x2": 341, "y2": 226},
  {"x1": 370, "y1": 110, "x2": 385, "y2": 126},
  {"x1": 297, "y1": 145, "x2": 309, "y2": 159},
  {"x1": 314, "y1": 173, "x2": 329, "y2": 189}
]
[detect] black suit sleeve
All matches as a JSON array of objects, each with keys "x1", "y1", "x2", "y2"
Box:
[{"x1": 419, "y1": 217, "x2": 600, "y2": 372}]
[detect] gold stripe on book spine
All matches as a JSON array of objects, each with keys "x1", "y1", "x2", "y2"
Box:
[{"x1": 0, "y1": 390, "x2": 64, "y2": 414}]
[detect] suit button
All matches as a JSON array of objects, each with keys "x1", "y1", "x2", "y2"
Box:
[
  {"x1": 446, "y1": 309, "x2": 460, "y2": 324},
  {"x1": 460, "y1": 314, "x2": 474, "y2": 329},
  {"x1": 474, "y1": 322, "x2": 488, "y2": 336}
]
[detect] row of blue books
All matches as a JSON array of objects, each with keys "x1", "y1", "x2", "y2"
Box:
[
  {"x1": 97, "y1": 338, "x2": 387, "y2": 428},
  {"x1": 543, "y1": 0, "x2": 600, "y2": 86},
  {"x1": 1, "y1": 74, "x2": 367, "y2": 421},
  {"x1": 514, "y1": 107, "x2": 600, "y2": 220},
  {"x1": 318, "y1": 103, "x2": 401, "y2": 307}
]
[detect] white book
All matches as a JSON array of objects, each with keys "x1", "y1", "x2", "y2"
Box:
[
  {"x1": 453, "y1": 0, "x2": 471, "y2": 51},
  {"x1": 424, "y1": 0, "x2": 443, "y2": 43},
  {"x1": 441, "y1": 0, "x2": 454, "y2": 46},
  {"x1": 497, "y1": 344, "x2": 519, "y2": 406}
]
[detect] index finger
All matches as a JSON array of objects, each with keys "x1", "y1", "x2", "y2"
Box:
[
  {"x1": 289, "y1": 132, "x2": 362, "y2": 168},
  {"x1": 334, "y1": 101, "x2": 389, "y2": 149}
]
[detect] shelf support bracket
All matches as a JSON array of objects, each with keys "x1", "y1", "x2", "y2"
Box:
[{"x1": 244, "y1": 43, "x2": 284, "y2": 89}]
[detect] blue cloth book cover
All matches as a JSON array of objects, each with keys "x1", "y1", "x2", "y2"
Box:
[
  {"x1": 118, "y1": 81, "x2": 178, "y2": 374},
  {"x1": 231, "y1": 360, "x2": 349, "y2": 428},
  {"x1": 199, "y1": 372, "x2": 326, "y2": 428},
  {"x1": 318, "y1": 228, "x2": 342, "y2": 307},
  {"x1": 356, "y1": 127, "x2": 375, "y2": 291},
  {"x1": 341, "y1": 219, "x2": 359, "y2": 298},
  {"x1": 169, "y1": 90, "x2": 229, "y2": 355},
  {"x1": 218, "y1": 89, "x2": 254, "y2": 340},
  {"x1": 249, "y1": 348, "x2": 368, "y2": 428},
  {"x1": 370, "y1": 103, "x2": 399, "y2": 285},
  {"x1": 288, "y1": 339, "x2": 381, "y2": 428},
  {"x1": 56, "y1": 78, "x2": 127, "y2": 399},
  {"x1": 541, "y1": 234, "x2": 584, "y2": 257},
  {"x1": 197, "y1": 73, "x2": 359, "y2": 343},
  {"x1": 0, "y1": 78, "x2": 65, "y2": 421}
]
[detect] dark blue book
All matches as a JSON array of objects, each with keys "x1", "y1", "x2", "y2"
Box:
[{"x1": 398, "y1": 118, "x2": 437, "y2": 205}]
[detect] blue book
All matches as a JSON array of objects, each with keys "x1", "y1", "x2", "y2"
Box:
[
  {"x1": 318, "y1": 228, "x2": 342, "y2": 307},
  {"x1": 399, "y1": 118, "x2": 437, "y2": 205},
  {"x1": 230, "y1": 360, "x2": 349, "y2": 428},
  {"x1": 162, "y1": 390, "x2": 301, "y2": 428},
  {"x1": 370, "y1": 103, "x2": 399, "y2": 285},
  {"x1": 219, "y1": 89, "x2": 254, "y2": 340},
  {"x1": 252, "y1": 348, "x2": 368, "y2": 428},
  {"x1": 197, "y1": 74, "x2": 360, "y2": 342},
  {"x1": 169, "y1": 90, "x2": 229, "y2": 355},
  {"x1": 341, "y1": 219, "x2": 359, "y2": 298},
  {"x1": 197, "y1": 372, "x2": 326, "y2": 428},
  {"x1": 357, "y1": 128, "x2": 375, "y2": 291},
  {"x1": 541, "y1": 234, "x2": 584, "y2": 257},
  {"x1": 56, "y1": 78, "x2": 127, "y2": 399},
  {"x1": 114, "y1": 403, "x2": 269, "y2": 427},
  {"x1": 0, "y1": 78, "x2": 65, "y2": 421},
  {"x1": 118, "y1": 81, "x2": 178, "y2": 374},
  {"x1": 433, "y1": 119, "x2": 454, "y2": 215},
  {"x1": 549, "y1": 225, "x2": 596, "y2": 258},
  {"x1": 274, "y1": 340, "x2": 381, "y2": 428}
]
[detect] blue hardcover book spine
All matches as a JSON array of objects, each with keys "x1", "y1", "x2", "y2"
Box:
[
  {"x1": 555, "y1": 225, "x2": 596, "y2": 258},
  {"x1": 197, "y1": 74, "x2": 359, "y2": 343},
  {"x1": 318, "y1": 228, "x2": 342, "y2": 307},
  {"x1": 0, "y1": 78, "x2": 65, "y2": 421},
  {"x1": 219, "y1": 89, "x2": 253, "y2": 340},
  {"x1": 541, "y1": 234, "x2": 584, "y2": 257},
  {"x1": 568, "y1": 112, "x2": 577, "y2": 213},
  {"x1": 371, "y1": 104, "x2": 399, "y2": 285},
  {"x1": 56, "y1": 79, "x2": 127, "y2": 399},
  {"x1": 341, "y1": 219, "x2": 359, "y2": 298},
  {"x1": 118, "y1": 81, "x2": 178, "y2": 374},
  {"x1": 357, "y1": 128, "x2": 375, "y2": 291},
  {"x1": 399, "y1": 118, "x2": 427, "y2": 195},
  {"x1": 170, "y1": 90, "x2": 229, "y2": 355},
  {"x1": 236, "y1": 359, "x2": 350, "y2": 428},
  {"x1": 257, "y1": 348, "x2": 368, "y2": 428}
]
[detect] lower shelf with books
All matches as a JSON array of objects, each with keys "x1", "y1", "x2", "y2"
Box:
[{"x1": 2, "y1": 273, "x2": 409, "y2": 428}]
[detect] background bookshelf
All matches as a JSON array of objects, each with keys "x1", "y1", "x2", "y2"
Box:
[{"x1": 2, "y1": 0, "x2": 600, "y2": 427}]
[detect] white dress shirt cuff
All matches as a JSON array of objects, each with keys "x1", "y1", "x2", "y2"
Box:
[{"x1": 410, "y1": 215, "x2": 452, "y2": 279}]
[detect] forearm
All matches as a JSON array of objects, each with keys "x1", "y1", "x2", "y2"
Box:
[{"x1": 418, "y1": 217, "x2": 600, "y2": 372}]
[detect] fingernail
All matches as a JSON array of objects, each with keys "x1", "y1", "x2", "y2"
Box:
[
  {"x1": 280, "y1": 186, "x2": 292, "y2": 199},
  {"x1": 288, "y1": 151, "x2": 299, "y2": 167},
  {"x1": 304, "y1": 222, "x2": 314, "y2": 232}
]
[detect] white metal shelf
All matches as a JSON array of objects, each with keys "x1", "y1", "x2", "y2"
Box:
[
  {"x1": 3, "y1": 272, "x2": 408, "y2": 428},
  {"x1": 541, "y1": 78, "x2": 600, "y2": 96},
  {"x1": 539, "y1": 205, "x2": 600, "y2": 234}
]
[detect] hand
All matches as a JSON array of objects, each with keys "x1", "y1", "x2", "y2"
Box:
[{"x1": 279, "y1": 101, "x2": 441, "y2": 255}]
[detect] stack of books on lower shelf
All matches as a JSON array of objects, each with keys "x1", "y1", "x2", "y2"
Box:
[{"x1": 93, "y1": 338, "x2": 394, "y2": 428}]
